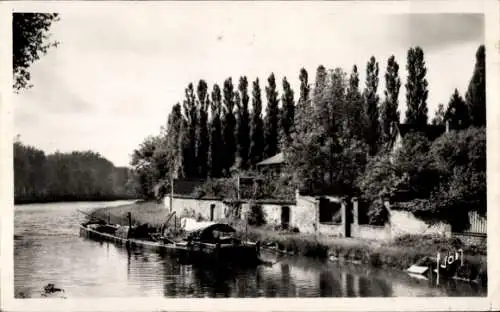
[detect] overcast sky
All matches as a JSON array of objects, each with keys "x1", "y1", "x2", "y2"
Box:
[{"x1": 13, "y1": 4, "x2": 484, "y2": 167}]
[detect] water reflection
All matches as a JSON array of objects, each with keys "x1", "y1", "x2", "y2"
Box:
[{"x1": 14, "y1": 201, "x2": 487, "y2": 298}]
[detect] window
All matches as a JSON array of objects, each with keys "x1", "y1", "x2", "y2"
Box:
[{"x1": 210, "y1": 204, "x2": 215, "y2": 221}]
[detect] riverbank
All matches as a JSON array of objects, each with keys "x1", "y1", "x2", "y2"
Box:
[{"x1": 88, "y1": 201, "x2": 487, "y2": 287}]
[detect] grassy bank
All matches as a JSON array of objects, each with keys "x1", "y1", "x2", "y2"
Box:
[
  {"x1": 89, "y1": 201, "x2": 487, "y2": 286},
  {"x1": 229, "y1": 221, "x2": 487, "y2": 286}
]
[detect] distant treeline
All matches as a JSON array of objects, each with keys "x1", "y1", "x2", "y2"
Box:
[{"x1": 14, "y1": 140, "x2": 137, "y2": 204}]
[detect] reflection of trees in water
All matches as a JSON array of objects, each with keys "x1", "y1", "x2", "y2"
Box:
[
  {"x1": 358, "y1": 276, "x2": 393, "y2": 297},
  {"x1": 318, "y1": 269, "x2": 393, "y2": 297},
  {"x1": 319, "y1": 270, "x2": 342, "y2": 297}
]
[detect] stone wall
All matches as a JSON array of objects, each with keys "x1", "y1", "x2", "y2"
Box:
[
  {"x1": 318, "y1": 223, "x2": 344, "y2": 237},
  {"x1": 163, "y1": 195, "x2": 225, "y2": 221},
  {"x1": 388, "y1": 209, "x2": 452, "y2": 238},
  {"x1": 162, "y1": 193, "x2": 467, "y2": 243},
  {"x1": 291, "y1": 193, "x2": 317, "y2": 234},
  {"x1": 352, "y1": 224, "x2": 391, "y2": 241}
]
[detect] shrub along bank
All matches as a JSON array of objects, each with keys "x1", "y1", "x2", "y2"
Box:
[{"x1": 89, "y1": 201, "x2": 487, "y2": 287}]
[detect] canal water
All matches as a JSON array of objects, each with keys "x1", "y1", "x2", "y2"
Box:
[{"x1": 14, "y1": 201, "x2": 486, "y2": 298}]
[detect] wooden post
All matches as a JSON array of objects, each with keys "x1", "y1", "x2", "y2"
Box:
[
  {"x1": 127, "y1": 212, "x2": 132, "y2": 239},
  {"x1": 237, "y1": 175, "x2": 241, "y2": 200},
  {"x1": 315, "y1": 198, "x2": 320, "y2": 239},
  {"x1": 170, "y1": 174, "x2": 174, "y2": 213},
  {"x1": 436, "y1": 252, "x2": 440, "y2": 286}
]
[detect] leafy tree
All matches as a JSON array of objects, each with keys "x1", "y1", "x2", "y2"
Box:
[
  {"x1": 287, "y1": 66, "x2": 366, "y2": 196},
  {"x1": 405, "y1": 47, "x2": 429, "y2": 131},
  {"x1": 130, "y1": 135, "x2": 164, "y2": 198},
  {"x1": 465, "y1": 45, "x2": 486, "y2": 127},
  {"x1": 428, "y1": 127, "x2": 486, "y2": 229},
  {"x1": 209, "y1": 84, "x2": 223, "y2": 177},
  {"x1": 264, "y1": 73, "x2": 280, "y2": 158},
  {"x1": 249, "y1": 78, "x2": 265, "y2": 168},
  {"x1": 236, "y1": 76, "x2": 251, "y2": 170},
  {"x1": 445, "y1": 89, "x2": 470, "y2": 131},
  {"x1": 196, "y1": 80, "x2": 210, "y2": 177},
  {"x1": 280, "y1": 76, "x2": 295, "y2": 147},
  {"x1": 431, "y1": 103, "x2": 446, "y2": 126},
  {"x1": 393, "y1": 132, "x2": 440, "y2": 200},
  {"x1": 222, "y1": 77, "x2": 237, "y2": 175},
  {"x1": 380, "y1": 55, "x2": 401, "y2": 144},
  {"x1": 182, "y1": 83, "x2": 198, "y2": 178},
  {"x1": 13, "y1": 13, "x2": 60, "y2": 91},
  {"x1": 363, "y1": 56, "x2": 380, "y2": 156}
]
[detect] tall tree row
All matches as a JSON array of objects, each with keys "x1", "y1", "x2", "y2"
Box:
[{"x1": 127, "y1": 44, "x2": 485, "y2": 205}]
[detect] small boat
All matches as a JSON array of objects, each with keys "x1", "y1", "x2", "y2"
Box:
[{"x1": 79, "y1": 219, "x2": 264, "y2": 267}]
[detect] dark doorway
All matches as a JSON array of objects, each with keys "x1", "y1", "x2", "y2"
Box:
[
  {"x1": 281, "y1": 206, "x2": 290, "y2": 229},
  {"x1": 210, "y1": 204, "x2": 215, "y2": 221}
]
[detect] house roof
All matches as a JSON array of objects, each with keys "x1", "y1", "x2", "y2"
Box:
[{"x1": 256, "y1": 152, "x2": 284, "y2": 166}]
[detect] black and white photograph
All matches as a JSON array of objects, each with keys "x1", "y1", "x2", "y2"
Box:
[{"x1": 1, "y1": 0, "x2": 498, "y2": 310}]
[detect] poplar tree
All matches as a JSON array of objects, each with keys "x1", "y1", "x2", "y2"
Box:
[
  {"x1": 182, "y1": 83, "x2": 197, "y2": 178},
  {"x1": 293, "y1": 68, "x2": 311, "y2": 141},
  {"x1": 249, "y1": 78, "x2": 265, "y2": 168},
  {"x1": 264, "y1": 73, "x2": 280, "y2": 158},
  {"x1": 222, "y1": 77, "x2": 236, "y2": 175},
  {"x1": 380, "y1": 55, "x2": 401, "y2": 143},
  {"x1": 196, "y1": 80, "x2": 210, "y2": 178},
  {"x1": 345, "y1": 65, "x2": 366, "y2": 140},
  {"x1": 465, "y1": 45, "x2": 486, "y2": 128},
  {"x1": 405, "y1": 46, "x2": 429, "y2": 131},
  {"x1": 236, "y1": 76, "x2": 251, "y2": 170},
  {"x1": 280, "y1": 76, "x2": 295, "y2": 147},
  {"x1": 297, "y1": 68, "x2": 310, "y2": 110},
  {"x1": 364, "y1": 56, "x2": 380, "y2": 155},
  {"x1": 209, "y1": 84, "x2": 223, "y2": 177},
  {"x1": 166, "y1": 103, "x2": 185, "y2": 178}
]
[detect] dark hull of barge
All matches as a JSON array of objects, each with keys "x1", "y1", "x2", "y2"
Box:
[{"x1": 79, "y1": 224, "x2": 263, "y2": 267}]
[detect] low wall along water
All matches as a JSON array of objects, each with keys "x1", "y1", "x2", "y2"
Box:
[{"x1": 163, "y1": 191, "x2": 484, "y2": 243}]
